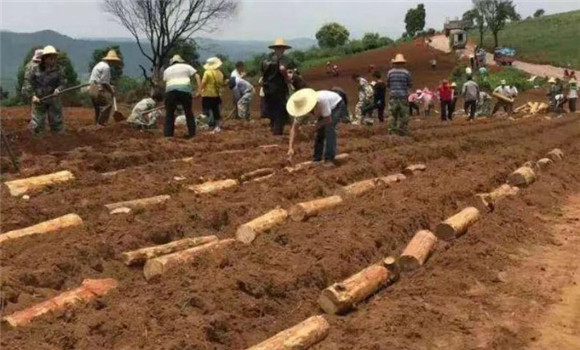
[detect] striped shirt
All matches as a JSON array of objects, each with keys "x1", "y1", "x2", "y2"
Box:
[{"x1": 386, "y1": 68, "x2": 412, "y2": 99}]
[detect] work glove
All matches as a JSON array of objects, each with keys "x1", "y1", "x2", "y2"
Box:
[
  {"x1": 54, "y1": 88, "x2": 61, "y2": 95},
  {"x1": 32, "y1": 96, "x2": 40, "y2": 104}
]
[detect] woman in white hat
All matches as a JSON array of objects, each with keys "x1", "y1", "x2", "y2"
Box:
[
  {"x1": 286, "y1": 88, "x2": 348, "y2": 164},
  {"x1": 29, "y1": 45, "x2": 67, "y2": 134},
  {"x1": 89, "y1": 49, "x2": 122, "y2": 125},
  {"x1": 163, "y1": 54, "x2": 201, "y2": 138},
  {"x1": 262, "y1": 37, "x2": 293, "y2": 135},
  {"x1": 200, "y1": 57, "x2": 225, "y2": 133}
]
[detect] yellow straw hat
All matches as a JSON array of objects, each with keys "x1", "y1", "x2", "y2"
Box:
[
  {"x1": 391, "y1": 53, "x2": 407, "y2": 64},
  {"x1": 41, "y1": 45, "x2": 58, "y2": 56},
  {"x1": 451, "y1": 82, "x2": 457, "y2": 87},
  {"x1": 170, "y1": 54, "x2": 185, "y2": 65},
  {"x1": 103, "y1": 50, "x2": 121, "y2": 61},
  {"x1": 548, "y1": 77, "x2": 556, "y2": 84},
  {"x1": 203, "y1": 57, "x2": 223, "y2": 70},
  {"x1": 269, "y1": 37, "x2": 292, "y2": 50},
  {"x1": 286, "y1": 88, "x2": 318, "y2": 118}
]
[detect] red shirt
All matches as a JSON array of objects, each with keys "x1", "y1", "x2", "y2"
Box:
[{"x1": 437, "y1": 85, "x2": 453, "y2": 101}]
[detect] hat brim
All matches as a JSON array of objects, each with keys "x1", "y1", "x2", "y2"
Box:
[
  {"x1": 391, "y1": 59, "x2": 407, "y2": 63},
  {"x1": 286, "y1": 89, "x2": 317, "y2": 118},
  {"x1": 269, "y1": 44, "x2": 292, "y2": 50},
  {"x1": 104, "y1": 57, "x2": 121, "y2": 61},
  {"x1": 42, "y1": 52, "x2": 58, "y2": 57},
  {"x1": 203, "y1": 62, "x2": 222, "y2": 70}
]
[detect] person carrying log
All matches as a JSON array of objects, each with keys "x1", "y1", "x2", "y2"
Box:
[
  {"x1": 462, "y1": 76, "x2": 480, "y2": 121},
  {"x1": 89, "y1": 50, "x2": 122, "y2": 126},
  {"x1": 200, "y1": 57, "x2": 225, "y2": 133},
  {"x1": 361, "y1": 71, "x2": 387, "y2": 123},
  {"x1": 29, "y1": 46, "x2": 67, "y2": 134},
  {"x1": 492, "y1": 80, "x2": 518, "y2": 116},
  {"x1": 127, "y1": 89, "x2": 164, "y2": 130},
  {"x1": 262, "y1": 38, "x2": 293, "y2": 135},
  {"x1": 286, "y1": 88, "x2": 348, "y2": 166},
  {"x1": 386, "y1": 53, "x2": 412, "y2": 135},
  {"x1": 228, "y1": 75, "x2": 255, "y2": 121}
]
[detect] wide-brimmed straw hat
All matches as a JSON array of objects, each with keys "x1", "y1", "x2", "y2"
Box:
[
  {"x1": 269, "y1": 37, "x2": 292, "y2": 50},
  {"x1": 32, "y1": 49, "x2": 44, "y2": 62},
  {"x1": 451, "y1": 82, "x2": 457, "y2": 87},
  {"x1": 170, "y1": 54, "x2": 185, "y2": 65},
  {"x1": 548, "y1": 77, "x2": 557, "y2": 84},
  {"x1": 203, "y1": 57, "x2": 223, "y2": 70},
  {"x1": 391, "y1": 53, "x2": 407, "y2": 64},
  {"x1": 41, "y1": 45, "x2": 58, "y2": 56},
  {"x1": 286, "y1": 88, "x2": 317, "y2": 118},
  {"x1": 103, "y1": 50, "x2": 121, "y2": 62}
]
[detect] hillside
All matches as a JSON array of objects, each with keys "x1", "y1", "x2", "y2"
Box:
[{"x1": 473, "y1": 10, "x2": 580, "y2": 70}]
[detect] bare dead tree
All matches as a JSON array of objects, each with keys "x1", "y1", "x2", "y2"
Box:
[{"x1": 103, "y1": 0, "x2": 237, "y2": 83}]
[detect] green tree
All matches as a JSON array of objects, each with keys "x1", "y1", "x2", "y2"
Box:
[
  {"x1": 88, "y1": 45, "x2": 124, "y2": 84},
  {"x1": 476, "y1": 0, "x2": 520, "y2": 47},
  {"x1": 361, "y1": 33, "x2": 393, "y2": 50},
  {"x1": 463, "y1": 8, "x2": 486, "y2": 45},
  {"x1": 405, "y1": 3, "x2": 426, "y2": 37},
  {"x1": 169, "y1": 38, "x2": 201, "y2": 69},
  {"x1": 533, "y1": 9, "x2": 545, "y2": 18},
  {"x1": 315, "y1": 22, "x2": 350, "y2": 49}
]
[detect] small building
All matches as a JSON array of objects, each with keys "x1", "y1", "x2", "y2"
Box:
[{"x1": 444, "y1": 19, "x2": 470, "y2": 50}]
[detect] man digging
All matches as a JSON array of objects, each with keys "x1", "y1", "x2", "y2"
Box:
[{"x1": 89, "y1": 50, "x2": 122, "y2": 126}]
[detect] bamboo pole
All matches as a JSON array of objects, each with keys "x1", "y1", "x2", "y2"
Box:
[
  {"x1": 0, "y1": 214, "x2": 83, "y2": 245},
  {"x1": 104, "y1": 195, "x2": 171, "y2": 212},
  {"x1": 507, "y1": 166, "x2": 536, "y2": 187},
  {"x1": 188, "y1": 179, "x2": 239, "y2": 194},
  {"x1": 246, "y1": 315, "x2": 330, "y2": 350},
  {"x1": 398, "y1": 230, "x2": 437, "y2": 271},
  {"x1": 289, "y1": 195, "x2": 343, "y2": 222},
  {"x1": 4, "y1": 170, "x2": 75, "y2": 197},
  {"x1": 236, "y1": 209, "x2": 288, "y2": 244},
  {"x1": 122, "y1": 235, "x2": 219, "y2": 265},
  {"x1": 435, "y1": 207, "x2": 480, "y2": 241}
]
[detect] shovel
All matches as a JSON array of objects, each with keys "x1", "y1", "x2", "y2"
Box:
[
  {"x1": 112, "y1": 97, "x2": 125, "y2": 122},
  {"x1": 39, "y1": 83, "x2": 90, "y2": 102}
]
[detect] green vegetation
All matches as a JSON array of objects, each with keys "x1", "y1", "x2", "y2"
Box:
[
  {"x1": 450, "y1": 64, "x2": 544, "y2": 92},
  {"x1": 315, "y1": 23, "x2": 350, "y2": 49},
  {"x1": 405, "y1": 3, "x2": 426, "y2": 37}
]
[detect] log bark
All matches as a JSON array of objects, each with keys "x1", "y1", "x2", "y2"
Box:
[
  {"x1": 0, "y1": 214, "x2": 83, "y2": 245},
  {"x1": 399, "y1": 230, "x2": 437, "y2": 271},
  {"x1": 188, "y1": 179, "x2": 239, "y2": 194},
  {"x1": 104, "y1": 195, "x2": 171, "y2": 212},
  {"x1": 2, "y1": 278, "x2": 117, "y2": 327},
  {"x1": 4, "y1": 170, "x2": 75, "y2": 197},
  {"x1": 536, "y1": 158, "x2": 553, "y2": 170},
  {"x1": 547, "y1": 148, "x2": 564, "y2": 162},
  {"x1": 336, "y1": 179, "x2": 378, "y2": 198},
  {"x1": 376, "y1": 173, "x2": 406, "y2": 185},
  {"x1": 122, "y1": 235, "x2": 219, "y2": 265},
  {"x1": 241, "y1": 168, "x2": 275, "y2": 182},
  {"x1": 507, "y1": 166, "x2": 536, "y2": 187},
  {"x1": 246, "y1": 315, "x2": 330, "y2": 350},
  {"x1": 236, "y1": 209, "x2": 289, "y2": 244},
  {"x1": 318, "y1": 264, "x2": 389, "y2": 315},
  {"x1": 289, "y1": 195, "x2": 343, "y2": 222},
  {"x1": 476, "y1": 184, "x2": 520, "y2": 212},
  {"x1": 402, "y1": 164, "x2": 427, "y2": 176},
  {"x1": 435, "y1": 207, "x2": 481, "y2": 241},
  {"x1": 143, "y1": 239, "x2": 235, "y2": 280}
]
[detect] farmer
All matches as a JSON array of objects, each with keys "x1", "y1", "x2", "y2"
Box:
[
  {"x1": 29, "y1": 45, "x2": 67, "y2": 134},
  {"x1": 421, "y1": 87, "x2": 435, "y2": 117},
  {"x1": 286, "y1": 88, "x2": 348, "y2": 165},
  {"x1": 200, "y1": 57, "x2": 225, "y2": 133},
  {"x1": 492, "y1": 80, "x2": 518, "y2": 115},
  {"x1": 352, "y1": 74, "x2": 374, "y2": 125},
  {"x1": 361, "y1": 71, "x2": 387, "y2": 122},
  {"x1": 386, "y1": 53, "x2": 412, "y2": 135},
  {"x1": 476, "y1": 90, "x2": 493, "y2": 117},
  {"x1": 163, "y1": 54, "x2": 200, "y2": 138},
  {"x1": 568, "y1": 79, "x2": 578, "y2": 113},
  {"x1": 21, "y1": 49, "x2": 43, "y2": 101},
  {"x1": 261, "y1": 38, "x2": 293, "y2": 135},
  {"x1": 437, "y1": 80, "x2": 453, "y2": 121},
  {"x1": 228, "y1": 75, "x2": 255, "y2": 121},
  {"x1": 408, "y1": 90, "x2": 422, "y2": 116},
  {"x1": 231, "y1": 61, "x2": 245, "y2": 79},
  {"x1": 462, "y1": 76, "x2": 480, "y2": 121},
  {"x1": 547, "y1": 78, "x2": 565, "y2": 113},
  {"x1": 127, "y1": 90, "x2": 164, "y2": 129},
  {"x1": 89, "y1": 50, "x2": 122, "y2": 126},
  {"x1": 450, "y1": 82, "x2": 459, "y2": 118}
]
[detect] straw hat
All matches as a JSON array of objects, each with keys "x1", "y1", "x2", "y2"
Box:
[
  {"x1": 103, "y1": 50, "x2": 121, "y2": 62},
  {"x1": 451, "y1": 82, "x2": 457, "y2": 87},
  {"x1": 465, "y1": 67, "x2": 473, "y2": 75},
  {"x1": 170, "y1": 54, "x2": 185, "y2": 65},
  {"x1": 391, "y1": 53, "x2": 407, "y2": 64},
  {"x1": 32, "y1": 49, "x2": 44, "y2": 62},
  {"x1": 41, "y1": 45, "x2": 58, "y2": 56},
  {"x1": 203, "y1": 57, "x2": 222, "y2": 70},
  {"x1": 269, "y1": 37, "x2": 292, "y2": 50},
  {"x1": 286, "y1": 88, "x2": 318, "y2": 118},
  {"x1": 548, "y1": 77, "x2": 557, "y2": 84}
]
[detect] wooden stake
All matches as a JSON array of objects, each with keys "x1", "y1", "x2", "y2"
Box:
[
  {"x1": 289, "y1": 195, "x2": 343, "y2": 222},
  {"x1": 377, "y1": 173, "x2": 406, "y2": 185},
  {"x1": 236, "y1": 209, "x2": 288, "y2": 244},
  {"x1": 402, "y1": 164, "x2": 427, "y2": 176},
  {"x1": 318, "y1": 264, "x2": 389, "y2": 315},
  {"x1": 2, "y1": 278, "x2": 117, "y2": 327},
  {"x1": 536, "y1": 158, "x2": 553, "y2": 170},
  {"x1": 188, "y1": 179, "x2": 239, "y2": 194},
  {"x1": 143, "y1": 239, "x2": 235, "y2": 280},
  {"x1": 547, "y1": 148, "x2": 564, "y2": 162},
  {"x1": 240, "y1": 168, "x2": 275, "y2": 182},
  {"x1": 336, "y1": 179, "x2": 379, "y2": 198},
  {"x1": 122, "y1": 235, "x2": 219, "y2": 265},
  {"x1": 507, "y1": 166, "x2": 536, "y2": 187},
  {"x1": 435, "y1": 207, "x2": 480, "y2": 241},
  {"x1": 4, "y1": 170, "x2": 75, "y2": 197},
  {"x1": 399, "y1": 230, "x2": 437, "y2": 271},
  {"x1": 476, "y1": 184, "x2": 520, "y2": 212},
  {"x1": 104, "y1": 195, "x2": 171, "y2": 212},
  {"x1": 251, "y1": 174, "x2": 275, "y2": 183},
  {"x1": 0, "y1": 213, "x2": 83, "y2": 245},
  {"x1": 258, "y1": 144, "x2": 281, "y2": 151},
  {"x1": 246, "y1": 315, "x2": 330, "y2": 350}
]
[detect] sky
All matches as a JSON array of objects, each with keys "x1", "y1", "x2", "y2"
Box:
[{"x1": 1, "y1": 0, "x2": 579, "y2": 41}]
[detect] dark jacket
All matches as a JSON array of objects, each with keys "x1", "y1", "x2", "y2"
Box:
[{"x1": 32, "y1": 64, "x2": 67, "y2": 99}]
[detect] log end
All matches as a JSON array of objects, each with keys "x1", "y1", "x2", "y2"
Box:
[
  {"x1": 235, "y1": 225, "x2": 257, "y2": 244},
  {"x1": 435, "y1": 223, "x2": 456, "y2": 241},
  {"x1": 318, "y1": 288, "x2": 342, "y2": 315},
  {"x1": 289, "y1": 205, "x2": 307, "y2": 222},
  {"x1": 398, "y1": 256, "x2": 421, "y2": 272},
  {"x1": 143, "y1": 259, "x2": 164, "y2": 281}
]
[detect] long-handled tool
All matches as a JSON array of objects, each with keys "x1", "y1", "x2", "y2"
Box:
[
  {"x1": 39, "y1": 83, "x2": 90, "y2": 102},
  {"x1": 112, "y1": 96, "x2": 125, "y2": 122},
  {"x1": 0, "y1": 128, "x2": 19, "y2": 172}
]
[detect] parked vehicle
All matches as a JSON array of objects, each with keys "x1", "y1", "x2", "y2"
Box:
[{"x1": 494, "y1": 47, "x2": 516, "y2": 66}]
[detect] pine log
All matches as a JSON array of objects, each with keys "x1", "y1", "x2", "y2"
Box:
[
  {"x1": 240, "y1": 168, "x2": 275, "y2": 182},
  {"x1": 104, "y1": 195, "x2": 171, "y2": 211},
  {"x1": 402, "y1": 164, "x2": 427, "y2": 176},
  {"x1": 246, "y1": 315, "x2": 330, "y2": 350},
  {"x1": 289, "y1": 195, "x2": 343, "y2": 222},
  {"x1": 537, "y1": 103, "x2": 549, "y2": 113},
  {"x1": 547, "y1": 148, "x2": 564, "y2": 162},
  {"x1": 143, "y1": 239, "x2": 235, "y2": 280},
  {"x1": 236, "y1": 209, "x2": 289, "y2": 244},
  {"x1": 336, "y1": 179, "x2": 379, "y2": 198},
  {"x1": 188, "y1": 179, "x2": 239, "y2": 194},
  {"x1": 435, "y1": 207, "x2": 481, "y2": 240},
  {"x1": 398, "y1": 230, "x2": 437, "y2": 271},
  {"x1": 382, "y1": 256, "x2": 400, "y2": 283},
  {"x1": 2, "y1": 278, "x2": 117, "y2": 327},
  {"x1": 476, "y1": 184, "x2": 520, "y2": 212},
  {"x1": 4, "y1": 170, "x2": 75, "y2": 197},
  {"x1": 507, "y1": 166, "x2": 536, "y2": 187},
  {"x1": 530, "y1": 102, "x2": 540, "y2": 114},
  {"x1": 536, "y1": 158, "x2": 553, "y2": 170},
  {"x1": 318, "y1": 264, "x2": 390, "y2": 315},
  {"x1": 0, "y1": 214, "x2": 83, "y2": 245},
  {"x1": 122, "y1": 235, "x2": 219, "y2": 265},
  {"x1": 377, "y1": 173, "x2": 406, "y2": 185}
]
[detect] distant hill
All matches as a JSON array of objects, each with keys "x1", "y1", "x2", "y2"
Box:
[{"x1": 0, "y1": 30, "x2": 316, "y2": 93}]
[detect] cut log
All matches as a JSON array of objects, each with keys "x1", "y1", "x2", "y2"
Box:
[
  {"x1": 382, "y1": 256, "x2": 400, "y2": 283},
  {"x1": 507, "y1": 166, "x2": 536, "y2": 187},
  {"x1": 435, "y1": 207, "x2": 481, "y2": 241},
  {"x1": 143, "y1": 239, "x2": 235, "y2": 280},
  {"x1": 333, "y1": 153, "x2": 350, "y2": 164},
  {"x1": 188, "y1": 179, "x2": 239, "y2": 194},
  {"x1": 2, "y1": 278, "x2": 117, "y2": 327},
  {"x1": 4, "y1": 170, "x2": 75, "y2": 197},
  {"x1": 398, "y1": 230, "x2": 437, "y2": 271},
  {"x1": 289, "y1": 195, "x2": 343, "y2": 222},
  {"x1": 513, "y1": 104, "x2": 529, "y2": 113},
  {"x1": 236, "y1": 209, "x2": 289, "y2": 244},
  {"x1": 547, "y1": 148, "x2": 564, "y2": 162},
  {"x1": 258, "y1": 144, "x2": 281, "y2": 150},
  {"x1": 246, "y1": 315, "x2": 330, "y2": 350},
  {"x1": 104, "y1": 195, "x2": 171, "y2": 212},
  {"x1": 285, "y1": 153, "x2": 349, "y2": 173},
  {"x1": 402, "y1": 164, "x2": 427, "y2": 176},
  {"x1": 522, "y1": 161, "x2": 534, "y2": 168},
  {"x1": 493, "y1": 92, "x2": 514, "y2": 104},
  {"x1": 530, "y1": 102, "x2": 540, "y2": 114},
  {"x1": 476, "y1": 184, "x2": 520, "y2": 212},
  {"x1": 377, "y1": 173, "x2": 406, "y2": 185},
  {"x1": 537, "y1": 103, "x2": 549, "y2": 113},
  {"x1": 318, "y1": 264, "x2": 389, "y2": 315},
  {"x1": 536, "y1": 158, "x2": 553, "y2": 170},
  {"x1": 0, "y1": 213, "x2": 83, "y2": 245},
  {"x1": 240, "y1": 168, "x2": 275, "y2": 182},
  {"x1": 336, "y1": 179, "x2": 379, "y2": 198},
  {"x1": 122, "y1": 235, "x2": 219, "y2": 265}
]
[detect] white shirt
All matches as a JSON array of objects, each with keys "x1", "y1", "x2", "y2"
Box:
[
  {"x1": 231, "y1": 69, "x2": 242, "y2": 79},
  {"x1": 163, "y1": 63, "x2": 197, "y2": 92},
  {"x1": 316, "y1": 90, "x2": 342, "y2": 117},
  {"x1": 89, "y1": 61, "x2": 111, "y2": 85},
  {"x1": 494, "y1": 85, "x2": 518, "y2": 98}
]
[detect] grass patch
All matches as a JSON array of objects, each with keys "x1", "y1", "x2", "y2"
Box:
[{"x1": 451, "y1": 63, "x2": 544, "y2": 92}]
